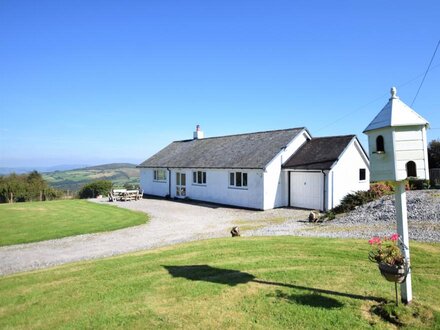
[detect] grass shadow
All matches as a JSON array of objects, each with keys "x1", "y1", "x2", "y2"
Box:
[
  {"x1": 163, "y1": 265, "x2": 384, "y2": 303},
  {"x1": 254, "y1": 279, "x2": 385, "y2": 303},
  {"x1": 163, "y1": 265, "x2": 255, "y2": 286},
  {"x1": 272, "y1": 290, "x2": 344, "y2": 309}
]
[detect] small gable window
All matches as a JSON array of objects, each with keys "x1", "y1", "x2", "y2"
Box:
[
  {"x1": 193, "y1": 171, "x2": 207, "y2": 185},
  {"x1": 406, "y1": 161, "x2": 417, "y2": 178},
  {"x1": 153, "y1": 169, "x2": 167, "y2": 182},
  {"x1": 229, "y1": 172, "x2": 248, "y2": 188},
  {"x1": 376, "y1": 135, "x2": 385, "y2": 153},
  {"x1": 359, "y1": 168, "x2": 366, "y2": 181}
]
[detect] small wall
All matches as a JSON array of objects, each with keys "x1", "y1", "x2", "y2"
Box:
[
  {"x1": 393, "y1": 126, "x2": 429, "y2": 180},
  {"x1": 142, "y1": 168, "x2": 265, "y2": 209},
  {"x1": 328, "y1": 139, "x2": 370, "y2": 209},
  {"x1": 140, "y1": 168, "x2": 169, "y2": 197},
  {"x1": 367, "y1": 128, "x2": 396, "y2": 181},
  {"x1": 188, "y1": 169, "x2": 264, "y2": 209},
  {"x1": 263, "y1": 130, "x2": 310, "y2": 209}
]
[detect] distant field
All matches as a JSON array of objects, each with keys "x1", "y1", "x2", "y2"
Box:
[
  {"x1": 42, "y1": 163, "x2": 140, "y2": 191},
  {"x1": 0, "y1": 237, "x2": 439, "y2": 328},
  {"x1": 0, "y1": 200, "x2": 148, "y2": 246}
]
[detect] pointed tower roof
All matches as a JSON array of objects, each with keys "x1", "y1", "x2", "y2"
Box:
[{"x1": 364, "y1": 87, "x2": 429, "y2": 132}]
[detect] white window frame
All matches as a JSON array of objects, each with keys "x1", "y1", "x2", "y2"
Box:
[
  {"x1": 229, "y1": 171, "x2": 248, "y2": 189},
  {"x1": 153, "y1": 169, "x2": 167, "y2": 182},
  {"x1": 192, "y1": 171, "x2": 207, "y2": 185}
]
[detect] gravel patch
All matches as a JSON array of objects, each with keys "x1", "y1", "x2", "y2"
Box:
[{"x1": 247, "y1": 190, "x2": 440, "y2": 242}]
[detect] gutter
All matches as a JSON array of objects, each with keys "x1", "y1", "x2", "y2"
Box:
[
  {"x1": 167, "y1": 167, "x2": 171, "y2": 197},
  {"x1": 322, "y1": 170, "x2": 325, "y2": 211}
]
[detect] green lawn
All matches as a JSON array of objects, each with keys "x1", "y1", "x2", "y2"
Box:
[
  {"x1": 1, "y1": 236, "x2": 439, "y2": 329},
  {"x1": 0, "y1": 200, "x2": 148, "y2": 246}
]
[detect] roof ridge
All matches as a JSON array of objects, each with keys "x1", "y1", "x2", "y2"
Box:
[
  {"x1": 310, "y1": 134, "x2": 355, "y2": 140},
  {"x1": 172, "y1": 127, "x2": 306, "y2": 142}
]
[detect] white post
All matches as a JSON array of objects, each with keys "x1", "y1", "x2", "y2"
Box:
[{"x1": 395, "y1": 181, "x2": 412, "y2": 304}]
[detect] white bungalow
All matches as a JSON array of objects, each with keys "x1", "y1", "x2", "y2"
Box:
[{"x1": 138, "y1": 126, "x2": 370, "y2": 210}]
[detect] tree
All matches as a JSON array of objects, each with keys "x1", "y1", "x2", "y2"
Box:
[
  {"x1": 0, "y1": 171, "x2": 62, "y2": 203},
  {"x1": 78, "y1": 180, "x2": 113, "y2": 199},
  {"x1": 428, "y1": 139, "x2": 440, "y2": 169},
  {"x1": 27, "y1": 171, "x2": 47, "y2": 201}
]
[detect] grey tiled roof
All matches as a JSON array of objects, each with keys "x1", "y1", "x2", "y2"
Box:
[
  {"x1": 282, "y1": 135, "x2": 356, "y2": 170},
  {"x1": 139, "y1": 127, "x2": 306, "y2": 169}
]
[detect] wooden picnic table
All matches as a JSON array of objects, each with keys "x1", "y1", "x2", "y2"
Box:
[{"x1": 108, "y1": 189, "x2": 143, "y2": 202}]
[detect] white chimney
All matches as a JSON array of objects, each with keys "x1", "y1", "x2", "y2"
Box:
[{"x1": 193, "y1": 124, "x2": 204, "y2": 139}]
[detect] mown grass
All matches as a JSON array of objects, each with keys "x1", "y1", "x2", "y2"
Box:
[
  {"x1": 0, "y1": 200, "x2": 148, "y2": 246},
  {"x1": 0, "y1": 236, "x2": 439, "y2": 329},
  {"x1": 235, "y1": 217, "x2": 289, "y2": 231}
]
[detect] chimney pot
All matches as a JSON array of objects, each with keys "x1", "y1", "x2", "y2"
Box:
[{"x1": 193, "y1": 124, "x2": 204, "y2": 139}]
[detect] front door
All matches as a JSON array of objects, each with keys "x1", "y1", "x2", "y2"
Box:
[{"x1": 176, "y1": 172, "x2": 186, "y2": 197}]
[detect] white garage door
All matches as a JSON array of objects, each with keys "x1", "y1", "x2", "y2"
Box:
[{"x1": 290, "y1": 172, "x2": 323, "y2": 210}]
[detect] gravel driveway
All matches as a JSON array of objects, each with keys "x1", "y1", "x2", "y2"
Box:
[{"x1": 0, "y1": 198, "x2": 309, "y2": 276}]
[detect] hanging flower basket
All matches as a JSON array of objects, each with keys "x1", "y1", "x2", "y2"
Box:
[
  {"x1": 368, "y1": 234, "x2": 408, "y2": 283},
  {"x1": 378, "y1": 262, "x2": 406, "y2": 283}
]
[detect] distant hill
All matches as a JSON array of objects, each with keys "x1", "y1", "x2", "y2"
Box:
[
  {"x1": 0, "y1": 164, "x2": 88, "y2": 175},
  {"x1": 42, "y1": 163, "x2": 140, "y2": 192},
  {"x1": 79, "y1": 163, "x2": 137, "y2": 171}
]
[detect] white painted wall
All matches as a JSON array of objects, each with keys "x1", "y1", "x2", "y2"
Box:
[
  {"x1": 367, "y1": 125, "x2": 429, "y2": 181},
  {"x1": 141, "y1": 167, "x2": 265, "y2": 209},
  {"x1": 367, "y1": 128, "x2": 395, "y2": 182},
  {"x1": 263, "y1": 130, "x2": 310, "y2": 209},
  {"x1": 394, "y1": 126, "x2": 429, "y2": 180},
  {"x1": 140, "y1": 168, "x2": 169, "y2": 197},
  {"x1": 328, "y1": 139, "x2": 370, "y2": 209}
]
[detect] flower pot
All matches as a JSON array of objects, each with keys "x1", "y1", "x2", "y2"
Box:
[{"x1": 378, "y1": 262, "x2": 406, "y2": 283}]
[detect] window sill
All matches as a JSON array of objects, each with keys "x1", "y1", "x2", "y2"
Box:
[
  {"x1": 153, "y1": 180, "x2": 167, "y2": 183},
  {"x1": 228, "y1": 186, "x2": 248, "y2": 190},
  {"x1": 192, "y1": 183, "x2": 207, "y2": 187}
]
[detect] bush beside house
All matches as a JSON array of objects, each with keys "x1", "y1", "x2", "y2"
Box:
[{"x1": 78, "y1": 180, "x2": 113, "y2": 199}]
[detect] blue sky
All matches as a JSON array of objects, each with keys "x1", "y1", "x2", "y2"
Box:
[{"x1": 1, "y1": 1, "x2": 439, "y2": 167}]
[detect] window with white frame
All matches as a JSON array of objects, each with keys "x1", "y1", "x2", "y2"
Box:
[
  {"x1": 153, "y1": 169, "x2": 167, "y2": 181},
  {"x1": 192, "y1": 171, "x2": 207, "y2": 185},
  {"x1": 229, "y1": 171, "x2": 248, "y2": 188},
  {"x1": 359, "y1": 168, "x2": 366, "y2": 181}
]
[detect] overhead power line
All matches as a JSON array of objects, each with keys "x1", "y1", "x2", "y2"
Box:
[
  {"x1": 315, "y1": 63, "x2": 440, "y2": 133},
  {"x1": 411, "y1": 39, "x2": 440, "y2": 107}
]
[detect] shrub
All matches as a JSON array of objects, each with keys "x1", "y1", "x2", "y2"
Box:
[
  {"x1": 370, "y1": 181, "x2": 394, "y2": 197},
  {"x1": 407, "y1": 179, "x2": 430, "y2": 190},
  {"x1": 326, "y1": 211, "x2": 336, "y2": 220},
  {"x1": 328, "y1": 181, "x2": 396, "y2": 217},
  {"x1": 332, "y1": 190, "x2": 371, "y2": 214},
  {"x1": 78, "y1": 180, "x2": 113, "y2": 199},
  {"x1": 123, "y1": 183, "x2": 140, "y2": 190}
]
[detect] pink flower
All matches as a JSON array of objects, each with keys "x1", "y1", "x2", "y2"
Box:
[
  {"x1": 368, "y1": 237, "x2": 381, "y2": 245},
  {"x1": 390, "y1": 233, "x2": 399, "y2": 242}
]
